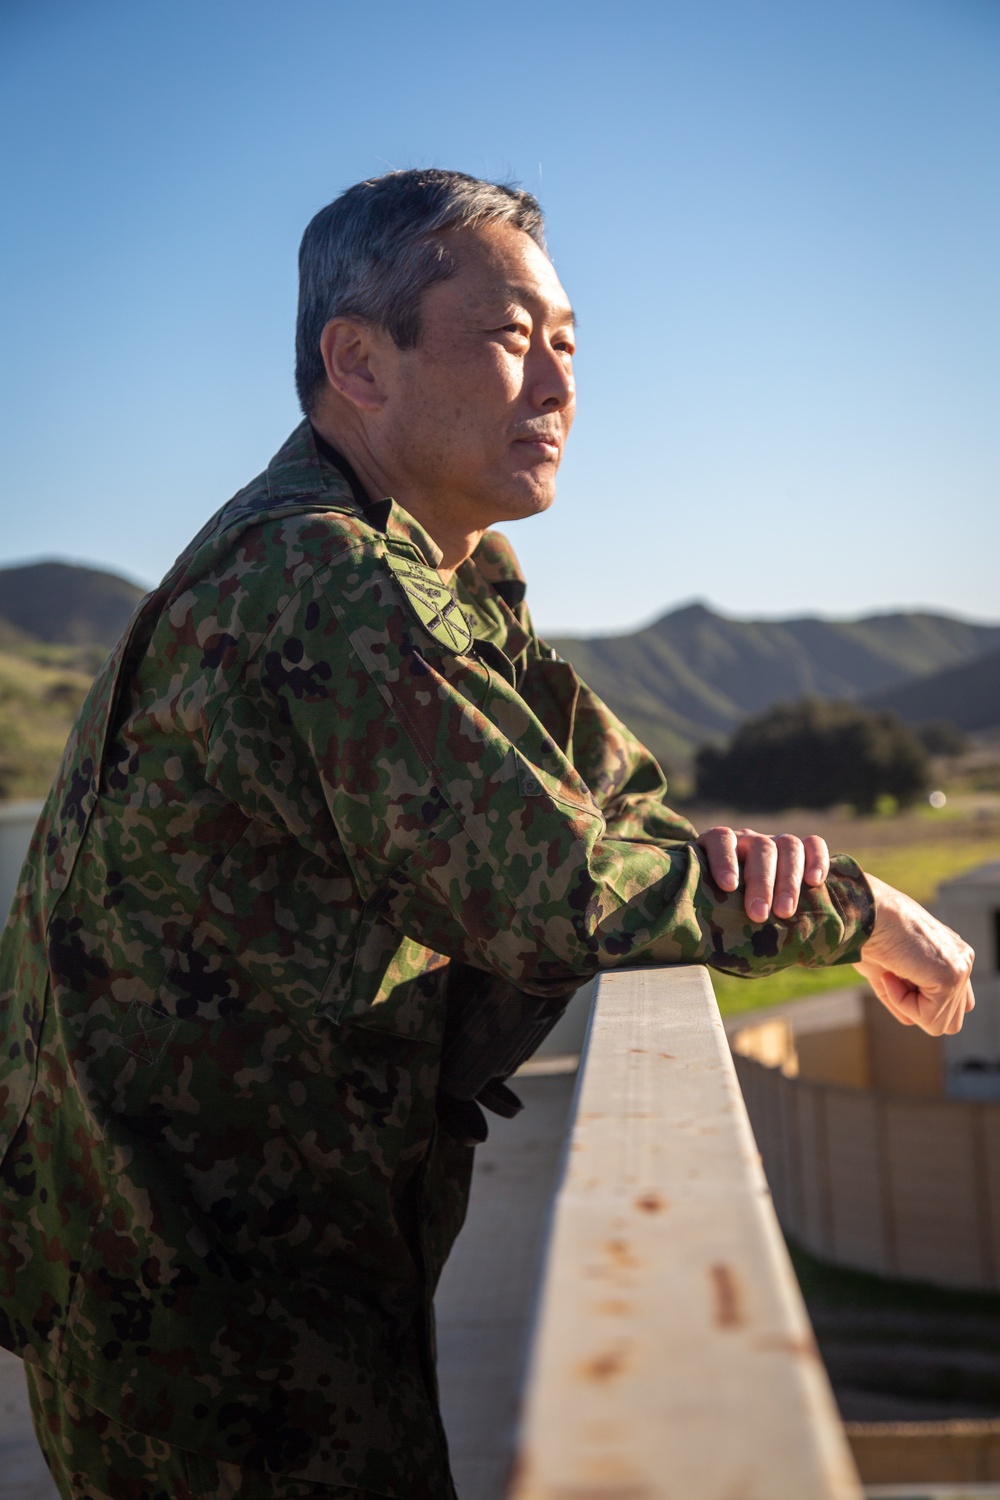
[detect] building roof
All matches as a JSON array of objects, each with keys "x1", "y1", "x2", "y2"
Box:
[{"x1": 938, "y1": 859, "x2": 1000, "y2": 891}]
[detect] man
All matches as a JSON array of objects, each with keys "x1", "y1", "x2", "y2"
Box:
[{"x1": 0, "y1": 169, "x2": 973, "y2": 1500}]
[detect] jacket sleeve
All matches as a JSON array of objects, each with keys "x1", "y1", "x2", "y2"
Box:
[
  {"x1": 213, "y1": 537, "x2": 874, "y2": 1000},
  {"x1": 563, "y1": 670, "x2": 701, "y2": 843},
  {"x1": 474, "y1": 529, "x2": 702, "y2": 844}
]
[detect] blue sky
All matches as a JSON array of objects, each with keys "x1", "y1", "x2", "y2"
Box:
[{"x1": 1, "y1": 0, "x2": 997, "y2": 635}]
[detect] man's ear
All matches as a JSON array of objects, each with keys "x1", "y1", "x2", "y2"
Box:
[{"x1": 319, "y1": 318, "x2": 387, "y2": 413}]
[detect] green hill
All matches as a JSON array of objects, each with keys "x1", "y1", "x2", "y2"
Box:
[
  {"x1": 864, "y1": 646, "x2": 1000, "y2": 733},
  {"x1": 0, "y1": 560, "x2": 145, "y2": 648},
  {"x1": 1, "y1": 559, "x2": 998, "y2": 798},
  {"x1": 549, "y1": 603, "x2": 1000, "y2": 771},
  {"x1": 0, "y1": 648, "x2": 94, "y2": 800},
  {"x1": 0, "y1": 560, "x2": 147, "y2": 799}
]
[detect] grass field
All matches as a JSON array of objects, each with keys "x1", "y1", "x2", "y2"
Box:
[
  {"x1": 709, "y1": 960, "x2": 868, "y2": 1017},
  {"x1": 0, "y1": 648, "x2": 93, "y2": 801},
  {"x1": 696, "y1": 797, "x2": 1000, "y2": 1017}
]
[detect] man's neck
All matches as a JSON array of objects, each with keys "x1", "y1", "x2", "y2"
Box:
[
  {"x1": 310, "y1": 430, "x2": 374, "y2": 513},
  {"x1": 309, "y1": 415, "x2": 484, "y2": 578}
]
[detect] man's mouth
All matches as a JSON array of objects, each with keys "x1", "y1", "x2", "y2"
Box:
[{"x1": 513, "y1": 434, "x2": 561, "y2": 459}]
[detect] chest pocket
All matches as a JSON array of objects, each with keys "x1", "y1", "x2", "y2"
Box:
[{"x1": 514, "y1": 656, "x2": 581, "y2": 761}]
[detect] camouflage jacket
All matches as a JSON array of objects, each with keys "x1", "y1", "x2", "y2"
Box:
[{"x1": 0, "y1": 422, "x2": 874, "y2": 1495}]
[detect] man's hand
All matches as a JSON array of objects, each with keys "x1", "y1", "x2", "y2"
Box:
[
  {"x1": 855, "y1": 872, "x2": 975, "y2": 1036},
  {"x1": 697, "y1": 830, "x2": 974, "y2": 1037},
  {"x1": 698, "y1": 825, "x2": 830, "y2": 922}
]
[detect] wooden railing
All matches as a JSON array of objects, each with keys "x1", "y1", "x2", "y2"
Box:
[{"x1": 508, "y1": 965, "x2": 864, "y2": 1500}]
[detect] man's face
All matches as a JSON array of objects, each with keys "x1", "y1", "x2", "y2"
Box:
[{"x1": 373, "y1": 222, "x2": 576, "y2": 528}]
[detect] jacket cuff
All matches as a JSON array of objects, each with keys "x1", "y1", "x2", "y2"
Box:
[{"x1": 824, "y1": 853, "x2": 876, "y2": 965}]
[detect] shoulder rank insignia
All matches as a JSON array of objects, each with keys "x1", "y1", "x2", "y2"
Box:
[{"x1": 386, "y1": 552, "x2": 475, "y2": 654}]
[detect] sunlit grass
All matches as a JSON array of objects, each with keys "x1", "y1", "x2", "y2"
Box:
[
  {"x1": 711, "y1": 961, "x2": 863, "y2": 1017},
  {"x1": 848, "y1": 837, "x2": 1000, "y2": 908},
  {"x1": 0, "y1": 650, "x2": 92, "y2": 800}
]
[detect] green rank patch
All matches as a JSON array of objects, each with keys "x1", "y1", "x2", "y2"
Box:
[{"x1": 386, "y1": 552, "x2": 475, "y2": 654}]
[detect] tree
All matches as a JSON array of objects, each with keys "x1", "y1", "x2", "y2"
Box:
[
  {"x1": 694, "y1": 698, "x2": 930, "y2": 813},
  {"x1": 917, "y1": 719, "x2": 968, "y2": 758}
]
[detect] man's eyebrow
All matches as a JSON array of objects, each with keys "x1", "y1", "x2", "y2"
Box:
[{"x1": 487, "y1": 287, "x2": 576, "y2": 325}]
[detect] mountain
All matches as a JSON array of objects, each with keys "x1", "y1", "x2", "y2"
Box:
[
  {"x1": 2, "y1": 560, "x2": 997, "y2": 784},
  {"x1": 0, "y1": 560, "x2": 146, "y2": 648},
  {"x1": 0, "y1": 560, "x2": 148, "y2": 799},
  {"x1": 549, "y1": 603, "x2": 1000, "y2": 770},
  {"x1": 863, "y1": 646, "x2": 1000, "y2": 734}
]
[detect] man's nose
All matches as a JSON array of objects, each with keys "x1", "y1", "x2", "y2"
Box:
[{"x1": 527, "y1": 342, "x2": 575, "y2": 412}]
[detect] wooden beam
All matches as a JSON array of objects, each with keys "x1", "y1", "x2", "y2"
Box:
[{"x1": 509, "y1": 965, "x2": 863, "y2": 1500}]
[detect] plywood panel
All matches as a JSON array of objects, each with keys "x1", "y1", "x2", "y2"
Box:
[
  {"x1": 770, "y1": 1071, "x2": 796, "y2": 1221},
  {"x1": 781, "y1": 1074, "x2": 806, "y2": 1236},
  {"x1": 797, "y1": 1025, "x2": 870, "y2": 1089},
  {"x1": 734, "y1": 1017, "x2": 1000, "y2": 1292},
  {"x1": 975, "y1": 1104, "x2": 1000, "y2": 1289},
  {"x1": 847, "y1": 1419, "x2": 1000, "y2": 1485},
  {"x1": 795, "y1": 1083, "x2": 833, "y2": 1254},
  {"x1": 735, "y1": 1055, "x2": 793, "y2": 1225},
  {"x1": 883, "y1": 1100, "x2": 981, "y2": 1287},
  {"x1": 864, "y1": 990, "x2": 944, "y2": 1098},
  {"x1": 825, "y1": 1090, "x2": 888, "y2": 1273}
]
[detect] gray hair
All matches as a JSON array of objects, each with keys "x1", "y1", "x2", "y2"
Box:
[{"x1": 295, "y1": 168, "x2": 547, "y2": 414}]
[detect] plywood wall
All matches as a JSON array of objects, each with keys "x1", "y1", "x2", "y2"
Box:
[{"x1": 735, "y1": 1052, "x2": 1000, "y2": 1290}]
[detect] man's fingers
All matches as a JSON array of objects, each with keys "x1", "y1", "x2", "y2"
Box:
[
  {"x1": 940, "y1": 980, "x2": 970, "y2": 1036},
  {"x1": 802, "y1": 834, "x2": 830, "y2": 887},
  {"x1": 942, "y1": 981, "x2": 975, "y2": 1035},
  {"x1": 697, "y1": 826, "x2": 740, "y2": 892},
  {"x1": 699, "y1": 827, "x2": 831, "y2": 921},
  {"x1": 943, "y1": 988, "x2": 972, "y2": 1035},
  {"x1": 874, "y1": 969, "x2": 974, "y2": 1038},
  {"x1": 869, "y1": 967, "x2": 919, "y2": 1027},
  {"x1": 886, "y1": 972, "x2": 963, "y2": 1037},
  {"x1": 913, "y1": 986, "x2": 962, "y2": 1038},
  {"x1": 771, "y1": 835, "x2": 804, "y2": 919},
  {"x1": 739, "y1": 833, "x2": 778, "y2": 923},
  {"x1": 855, "y1": 961, "x2": 923, "y2": 1027}
]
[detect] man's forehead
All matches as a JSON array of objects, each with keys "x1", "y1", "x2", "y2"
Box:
[
  {"x1": 482, "y1": 281, "x2": 576, "y2": 323},
  {"x1": 443, "y1": 223, "x2": 572, "y2": 319}
]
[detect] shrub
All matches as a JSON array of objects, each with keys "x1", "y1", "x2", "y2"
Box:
[
  {"x1": 917, "y1": 719, "x2": 969, "y2": 758},
  {"x1": 694, "y1": 698, "x2": 930, "y2": 813}
]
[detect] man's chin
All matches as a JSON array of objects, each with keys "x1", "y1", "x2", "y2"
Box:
[{"x1": 489, "y1": 473, "x2": 558, "y2": 524}]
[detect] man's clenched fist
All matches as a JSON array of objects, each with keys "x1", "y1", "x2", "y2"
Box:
[{"x1": 856, "y1": 873, "x2": 975, "y2": 1037}]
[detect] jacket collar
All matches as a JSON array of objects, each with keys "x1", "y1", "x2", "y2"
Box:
[
  {"x1": 263, "y1": 422, "x2": 532, "y2": 654},
  {"x1": 265, "y1": 421, "x2": 445, "y2": 567}
]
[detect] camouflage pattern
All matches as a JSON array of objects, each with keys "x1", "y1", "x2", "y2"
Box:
[
  {"x1": 26, "y1": 1364, "x2": 381, "y2": 1499},
  {"x1": 0, "y1": 421, "x2": 875, "y2": 1495}
]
